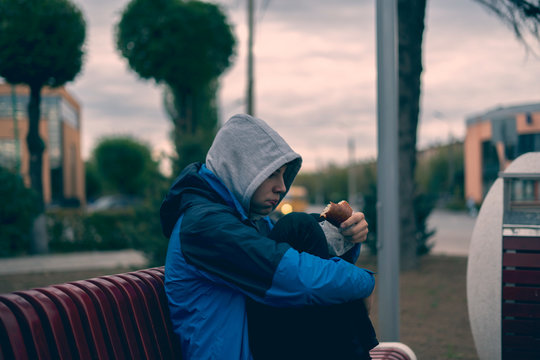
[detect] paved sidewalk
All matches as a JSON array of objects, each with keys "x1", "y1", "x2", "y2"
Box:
[{"x1": 0, "y1": 249, "x2": 148, "y2": 275}]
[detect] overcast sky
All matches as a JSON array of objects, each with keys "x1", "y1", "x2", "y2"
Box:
[{"x1": 67, "y1": 0, "x2": 540, "y2": 174}]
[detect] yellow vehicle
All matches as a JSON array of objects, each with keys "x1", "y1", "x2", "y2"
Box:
[{"x1": 274, "y1": 185, "x2": 309, "y2": 216}]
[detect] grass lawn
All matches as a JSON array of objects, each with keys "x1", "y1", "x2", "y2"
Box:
[
  {"x1": 1, "y1": 254, "x2": 478, "y2": 359},
  {"x1": 361, "y1": 254, "x2": 478, "y2": 360}
]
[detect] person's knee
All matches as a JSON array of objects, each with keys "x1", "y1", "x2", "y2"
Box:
[
  {"x1": 280, "y1": 212, "x2": 318, "y2": 228},
  {"x1": 272, "y1": 212, "x2": 328, "y2": 257}
]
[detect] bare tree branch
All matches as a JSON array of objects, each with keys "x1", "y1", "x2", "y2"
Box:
[{"x1": 473, "y1": 0, "x2": 540, "y2": 52}]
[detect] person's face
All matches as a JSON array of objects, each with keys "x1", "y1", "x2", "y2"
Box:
[{"x1": 250, "y1": 165, "x2": 287, "y2": 215}]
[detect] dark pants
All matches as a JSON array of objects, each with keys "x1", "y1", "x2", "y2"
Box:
[{"x1": 246, "y1": 212, "x2": 378, "y2": 360}]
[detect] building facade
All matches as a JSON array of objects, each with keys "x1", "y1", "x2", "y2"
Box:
[
  {"x1": 465, "y1": 102, "x2": 540, "y2": 204},
  {"x1": 0, "y1": 83, "x2": 85, "y2": 206}
]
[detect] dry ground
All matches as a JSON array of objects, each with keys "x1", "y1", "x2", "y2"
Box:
[
  {"x1": 361, "y1": 255, "x2": 478, "y2": 360},
  {"x1": 1, "y1": 255, "x2": 478, "y2": 360}
]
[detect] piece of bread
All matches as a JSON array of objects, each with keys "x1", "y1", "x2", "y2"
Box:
[{"x1": 320, "y1": 200, "x2": 353, "y2": 227}]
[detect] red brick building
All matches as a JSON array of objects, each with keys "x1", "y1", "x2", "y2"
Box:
[
  {"x1": 0, "y1": 83, "x2": 85, "y2": 206},
  {"x1": 465, "y1": 102, "x2": 540, "y2": 204}
]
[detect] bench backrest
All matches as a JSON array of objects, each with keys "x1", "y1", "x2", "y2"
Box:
[
  {"x1": 1, "y1": 266, "x2": 416, "y2": 360},
  {"x1": 0, "y1": 267, "x2": 182, "y2": 360}
]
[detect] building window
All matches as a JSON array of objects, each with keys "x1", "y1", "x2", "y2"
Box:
[
  {"x1": 482, "y1": 140, "x2": 499, "y2": 197},
  {"x1": 526, "y1": 113, "x2": 533, "y2": 125},
  {"x1": 518, "y1": 133, "x2": 540, "y2": 154},
  {"x1": 42, "y1": 97, "x2": 63, "y2": 169},
  {"x1": 0, "y1": 95, "x2": 28, "y2": 119},
  {"x1": 61, "y1": 99, "x2": 79, "y2": 129},
  {"x1": 70, "y1": 144, "x2": 77, "y2": 197},
  {"x1": 0, "y1": 139, "x2": 17, "y2": 169}
]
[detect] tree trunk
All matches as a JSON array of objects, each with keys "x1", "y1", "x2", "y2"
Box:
[
  {"x1": 398, "y1": 0, "x2": 427, "y2": 270},
  {"x1": 27, "y1": 83, "x2": 45, "y2": 211},
  {"x1": 27, "y1": 83, "x2": 48, "y2": 254}
]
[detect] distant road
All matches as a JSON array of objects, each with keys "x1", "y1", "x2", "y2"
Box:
[
  {"x1": 308, "y1": 205, "x2": 476, "y2": 257},
  {"x1": 427, "y1": 209, "x2": 476, "y2": 257}
]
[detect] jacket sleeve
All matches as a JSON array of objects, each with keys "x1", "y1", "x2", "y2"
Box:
[
  {"x1": 341, "y1": 243, "x2": 361, "y2": 264},
  {"x1": 179, "y1": 201, "x2": 375, "y2": 308}
]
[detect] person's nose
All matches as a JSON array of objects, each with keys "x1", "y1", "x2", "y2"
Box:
[{"x1": 273, "y1": 176, "x2": 286, "y2": 194}]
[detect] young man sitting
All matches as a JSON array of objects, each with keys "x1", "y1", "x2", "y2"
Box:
[{"x1": 161, "y1": 114, "x2": 377, "y2": 359}]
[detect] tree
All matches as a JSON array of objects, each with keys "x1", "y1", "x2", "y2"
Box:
[
  {"x1": 163, "y1": 80, "x2": 220, "y2": 173},
  {"x1": 0, "y1": 0, "x2": 86, "y2": 210},
  {"x1": 0, "y1": 166, "x2": 40, "y2": 256},
  {"x1": 116, "y1": 0, "x2": 236, "y2": 171},
  {"x1": 84, "y1": 161, "x2": 102, "y2": 202},
  {"x1": 91, "y1": 136, "x2": 161, "y2": 196},
  {"x1": 396, "y1": 0, "x2": 540, "y2": 269}
]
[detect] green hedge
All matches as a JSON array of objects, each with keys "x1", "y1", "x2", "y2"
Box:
[
  {"x1": 47, "y1": 209, "x2": 137, "y2": 252},
  {"x1": 46, "y1": 198, "x2": 168, "y2": 267},
  {"x1": 0, "y1": 166, "x2": 40, "y2": 257}
]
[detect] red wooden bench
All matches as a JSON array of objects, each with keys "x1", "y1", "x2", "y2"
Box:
[{"x1": 1, "y1": 266, "x2": 416, "y2": 359}]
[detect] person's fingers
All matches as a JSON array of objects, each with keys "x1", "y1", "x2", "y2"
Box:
[
  {"x1": 340, "y1": 212, "x2": 369, "y2": 243},
  {"x1": 340, "y1": 211, "x2": 365, "y2": 229},
  {"x1": 347, "y1": 227, "x2": 368, "y2": 243}
]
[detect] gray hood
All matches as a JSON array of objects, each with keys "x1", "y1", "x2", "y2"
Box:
[{"x1": 206, "y1": 114, "x2": 302, "y2": 214}]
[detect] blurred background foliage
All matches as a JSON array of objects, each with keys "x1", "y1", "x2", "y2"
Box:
[
  {"x1": 2, "y1": 137, "x2": 465, "y2": 266},
  {"x1": 86, "y1": 136, "x2": 162, "y2": 198},
  {"x1": 0, "y1": 166, "x2": 40, "y2": 257},
  {"x1": 47, "y1": 136, "x2": 169, "y2": 266},
  {"x1": 115, "y1": 0, "x2": 236, "y2": 175},
  {"x1": 295, "y1": 141, "x2": 464, "y2": 256}
]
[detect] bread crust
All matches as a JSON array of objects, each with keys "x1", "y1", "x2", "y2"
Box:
[{"x1": 320, "y1": 200, "x2": 353, "y2": 227}]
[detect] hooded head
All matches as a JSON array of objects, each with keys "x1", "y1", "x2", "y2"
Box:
[{"x1": 206, "y1": 114, "x2": 302, "y2": 215}]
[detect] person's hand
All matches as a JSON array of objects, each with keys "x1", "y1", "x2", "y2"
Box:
[{"x1": 339, "y1": 211, "x2": 368, "y2": 243}]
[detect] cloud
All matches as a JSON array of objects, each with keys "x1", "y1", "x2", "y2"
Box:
[
  {"x1": 417, "y1": 0, "x2": 540, "y2": 150},
  {"x1": 63, "y1": 0, "x2": 540, "y2": 174}
]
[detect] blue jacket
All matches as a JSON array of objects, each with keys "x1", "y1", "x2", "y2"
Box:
[{"x1": 161, "y1": 163, "x2": 375, "y2": 359}]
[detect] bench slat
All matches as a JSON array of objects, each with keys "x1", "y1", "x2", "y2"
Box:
[
  {"x1": 103, "y1": 275, "x2": 161, "y2": 358},
  {"x1": 502, "y1": 303, "x2": 540, "y2": 318},
  {"x1": 0, "y1": 293, "x2": 52, "y2": 359},
  {"x1": 53, "y1": 283, "x2": 110, "y2": 359},
  {"x1": 14, "y1": 289, "x2": 72, "y2": 360},
  {"x1": 503, "y1": 253, "x2": 540, "y2": 268},
  {"x1": 502, "y1": 286, "x2": 540, "y2": 301},
  {"x1": 117, "y1": 273, "x2": 169, "y2": 359},
  {"x1": 70, "y1": 280, "x2": 128, "y2": 359},
  {"x1": 0, "y1": 301, "x2": 29, "y2": 360},
  {"x1": 88, "y1": 277, "x2": 145, "y2": 359},
  {"x1": 35, "y1": 287, "x2": 92, "y2": 359},
  {"x1": 503, "y1": 334, "x2": 540, "y2": 349},
  {"x1": 502, "y1": 348, "x2": 540, "y2": 360},
  {"x1": 503, "y1": 236, "x2": 540, "y2": 251},
  {"x1": 503, "y1": 319, "x2": 540, "y2": 336},
  {"x1": 131, "y1": 270, "x2": 182, "y2": 357},
  {"x1": 503, "y1": 269, "x2": 540, "y2": 285}
]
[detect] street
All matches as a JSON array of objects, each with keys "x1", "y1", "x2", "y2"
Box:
[{"x1": 427, "y1": 209, "x2": 476, "y2": 256}]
